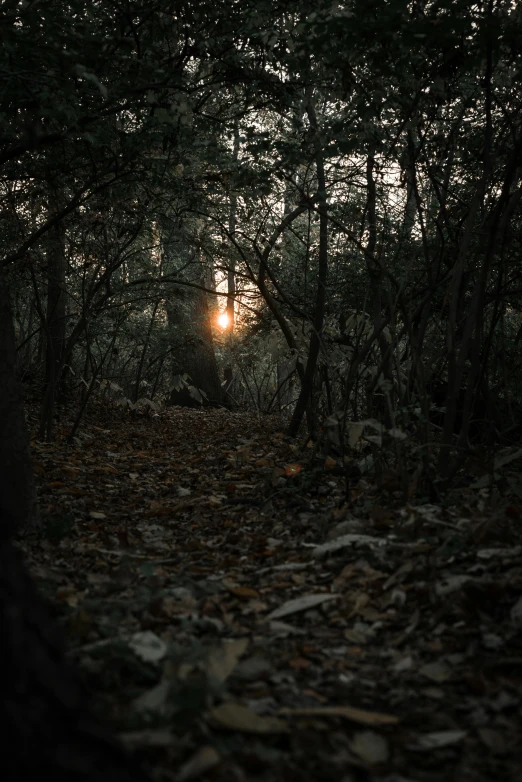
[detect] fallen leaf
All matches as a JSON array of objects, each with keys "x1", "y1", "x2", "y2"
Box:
[
  {"x1": 284, "y1": 463, "x2": 302, "y2": 477},
  {"x1": 388, "y1": 427, "x2": 407, "y2": 440},
  {"x1": 392, "y1": 655, "x2": 413, "y2": 673},
  {"x1": 228, "y1": 585, "x2": 260, "y2": 599},
  {"x1": 55, "y1": 586, "x2": 81, "y2": 607},
  {"x1": 267, "y1": 593, "x2": 340, "y2": 620},
  {"x1": 128, "y1": 631, "x2": 167, "y2": 663},
  {"x1": 350, "y1": 730, "x2": 389, "y2": 764},
  {"x1": 419, "y1": 661, "x2": 452, "y2": 683},
  {"x1": 313, "y1": 534, "x2": 386, "y2": 559},
  {"x1": 208, "y1": 702, "x2": 289, "y2": 734},
  {"x1": 132, "y1": 680, "x2": 171, "y2": 714},
  {"x1": 279, "y1": 706, "x2": 399, "y2": 726},
  {"x1": 410, "y1": 730, "x2": 467, "y2": 751},
  {"x1": 177, "y1": 746, "x2": 221, "y2": 781},
  {"x1": 478, "y1": 727, "x2": 507, "y2": 755},
  {"x1": 206, "y1": 638, "x2": 249, "y2": 685},
  {"x1": 347, "y1": 423, "x2": 364, "y2": 447},
  {"x1": 288, "y1": 657, "x2": 310, "y2": 669},
  {"x1": 347, "y1": 591, "x2": 371, "y2": 618},
  {"x1": 149, "y1": 500, "x2": 170, "y2": 514},
  {"x1": 344, "y1": 628, "x2": 368, "y2": 645},
  {"x1": 118, "y1": 728, "x2": 175, "y2": 750},
  {"x1": 435, "y1": 575, "x2": 472, "y2": 597}
]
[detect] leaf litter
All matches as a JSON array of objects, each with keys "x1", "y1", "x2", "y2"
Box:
[{"x1": 23, "y1": 404, "x2": 522, "y2": 781}]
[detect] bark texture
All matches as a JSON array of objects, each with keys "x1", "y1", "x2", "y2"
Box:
[
  {"x1": 0, "y1": 271, "x2": 39, "y2": 533},
  {"x1": 168, "y1": 283, "x2": 224, "y2": 406},
  {"x1": 0, "y1": 534, "x2": 147, "y2": 782}
]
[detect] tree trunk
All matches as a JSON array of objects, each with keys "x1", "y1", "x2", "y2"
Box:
[
  {"x1": 226, "y1": 120, "x2": 240, "y2": 330},
  {"x1": 0, "y1": 534, "x2": 148, "y2": 782},
  {"x1": 168, "y1": 282, "x2": 224, "y2": 406},
  {"x1": 40, "y1": 218, "x2": 67, "y2": 440},
  {"x1": 0, "y1": 273, "x2": 147, "y2": 782},
  {"x1": 288, "y1": 97, "x2": 328, "y2": 438},
  {"x1": 0, "y1": 270, "x2": 39, "y2": 534}
]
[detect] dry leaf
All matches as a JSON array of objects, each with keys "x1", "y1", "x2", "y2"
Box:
[
  {"x1": 410, "y1": 730, "x2": 467, "y2": 751},
  {"x1": 206, "y1": 638, "x2": 249, "y2": 685},
  {"x1": 208, "y1": 702, "x2": 289, "y2": 734},
  {"x1": 279, "y1": 706, "x2": 399, "y2": 726},
  {"x1": 478, "y1": 727, "x2": 507, "y2": 755},
  {"x1": 267, "y1": 593, "x2": 340, "y2": 620},
  {"x1": 55, "y1": 586, "x2": 81, "y2": 607},
  {"x1": 344, "y1": 628, "x2": 368, "y2": 645},
  {"x1": 229, "y1": 585, "x2": 260, "y2": 599},
  {"x1": 313, "y1": 534, "x2": 385, "y2": 559},
  {"x1": 149, "y1": 500, "x2": 170, "y2": 514},
  {"x1": 128, "y1": 631, "x2": 167, "y2": 663},
  {"x1": 288, "y1": 657, "x2": 310, "y2": 669},
  {"x1": 419, "y1": 661, "x2": 452, "y2": 683},
  {"x1": 348, "y1": 591, "x2": 371, "y2": 618},
  {"x1": 177, "y1": 746, "x2": 221, "y2": 781},
  {"x1": 347, "y1": 423, "x2": 364, "y2": 447},
  {"x1": 119, "y1": 728, "x2": 175, "y2": 750},
  {"x1": 132, "y1": 680, "x2": 171, "y2": 714},
  {"x1": 350, "y1": 730, "x2": 389, "y2": 764}
]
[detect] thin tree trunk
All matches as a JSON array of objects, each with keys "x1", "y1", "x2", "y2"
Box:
[
  {"x1": 0, "y1": 270, "x2": 39, "y2": 534},
  {"x1": 41, "y1": 218, "x2": 67, "y2": 440},
  {"x1": 226, "y1": 120, "x2": 240, "y2": 329},
  {"x1": 288, "y1": 97, "x2": 328, "y2": 437},
  {"x1": 134, "y1": 301, "x2": 159, "y2": 403}
]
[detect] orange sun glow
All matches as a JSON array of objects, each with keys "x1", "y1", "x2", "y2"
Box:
[{"x1": 217, "y1": 312, "x2": 229, "y2": 329}]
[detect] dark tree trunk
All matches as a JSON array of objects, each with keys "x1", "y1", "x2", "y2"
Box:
[
  {"x1": 40, "y1": 218, "x2": 67, "y2": 440},
  {"x1": 0, "y1": 270, "x2": 39, "y2": 534},
  {"x1": 288, "y1": 97, "x2": 328, "y2": 438},
  {"x1": 168, "y1": 282, "x2": 224, "y2": 406},
  {"x1": 0, "y1": 534, "x2": 148, "y2": 782},
  {"x1": 226, "y1": 120, "x2": 240, "y2": 330},
  {"x1": 45, "y1": 221, "x2": 67, "y2": 387},
  {"x1": 0, "y1": 272, "x2": 149, "y2": 781},
  {"x1": 0, "y1": 274, "x2": 149, "y2": 779}
]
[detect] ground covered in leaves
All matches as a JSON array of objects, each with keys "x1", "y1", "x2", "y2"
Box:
[{"x1": 21, "y1": 405, "x2": 522, "y2": 782}]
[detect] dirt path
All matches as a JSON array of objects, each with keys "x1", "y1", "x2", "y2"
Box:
[{"x1": 24, "y1": 406, "x2": 522, "y2": 781}]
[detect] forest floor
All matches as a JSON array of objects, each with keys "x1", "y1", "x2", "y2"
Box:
[{"x1": 21, "y1": 404, "x2": 522, "y2": 782}]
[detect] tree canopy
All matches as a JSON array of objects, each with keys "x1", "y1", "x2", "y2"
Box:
[{"x1": 2, "y1": 0, "x2": 522, "y2": 505}]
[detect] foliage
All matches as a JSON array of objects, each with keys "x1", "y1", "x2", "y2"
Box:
[{"x1": 2, "y1": 0, "x2": 522, "y2": 487}]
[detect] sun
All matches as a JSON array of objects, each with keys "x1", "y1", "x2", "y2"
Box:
[{"x1": 217, "y1": 312, "x2": 229, "y2": 329}]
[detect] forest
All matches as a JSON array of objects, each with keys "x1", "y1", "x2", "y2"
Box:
[{"x1": 1, "y1": 1, "x2": 522, "y2": 780}]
